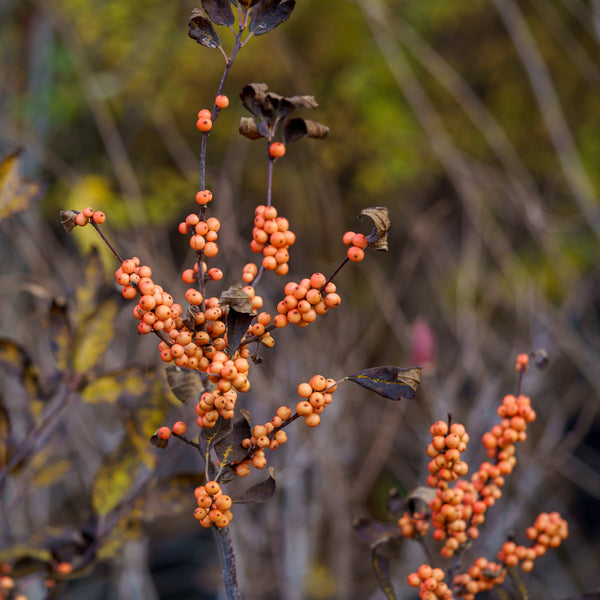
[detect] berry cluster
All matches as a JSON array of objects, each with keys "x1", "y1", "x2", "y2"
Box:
[
  {"x1": 481, "y1": 393, "x2": 536, "y2": 467},
  {"x1": 234, "y1": 406, "x2": 292, "y2": 476},
  {"x1": 178, "y1": 213, "x2": 221, "y2": 258},
  {"x1": 452, "y1": 558, "x2": 506, "y2": 600},
  {"x1": 426, "y1": 420, "x2": 470, "y2": 487},
  {"x1": 496, "y1": 512, "x2": 568, "y2": 573},
  {"x1": 342, "y1": 230, "x2": 368, "y2": 262},
  {"x1": 398, "y1": 511, "x2": 429, "y2": 539},
  {"x1": 233, "y1": 377, "x2": 336, "y2": 477},
  {"x1": 250, "y1": 205, "x2": 295, "y2": 274},
  {"x1": 275, "y1": 274, "x2": 340, "y2": 328},
  {"x1": 115, "y1": 259, "x2": 183, "y2": 337},
  {"x1": 73, "y1": 205, "x2": 106, "y2": 226},
  {"x1": 196, "y1": 108, "x2": 213, "y2": 132},
  {"x1": 193, "y1": 480, "x2": 233, "y2": 529},
  {"x1": 295, "y1": 374, "x2": 337, "y2": 427},
  {"x1": 407, "y1": 564, "x2": 451, "y2": 600}
]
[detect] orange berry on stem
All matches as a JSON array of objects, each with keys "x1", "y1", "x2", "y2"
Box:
[
  {"x1": 92, "y1": 211, "x2": 106, "y2": 224},
  {"x1": 351, "y1": 233, "x2": 368, "y2": 248},
  {"x1": 269, "y1": 142, "x2": 286, "y2": 158},
  {"x1": 197, "y1": 118, "x2": 213, "y2": 132},
  {"x1": 347, "y1": 246, "x2": 364, "y2": 262},
  {"x1": 157, "y1": 426, "x2": 171, "y2": 440},
  {"x1": 75, "y1": 213, "x2": 88, "y2": 226},
  {"x1": 172, "y1": 421, "x2": 187, "y2": 435},
  {"x1": 342, "y1": 231, "x2": 355, "y2": 245},
  {"x1": 215, "y1": 94, "x2": 229, "y2": 109}
]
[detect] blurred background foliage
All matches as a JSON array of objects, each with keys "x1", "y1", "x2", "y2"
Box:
[{"x1": 2, "y1": 0, "x2": 600, "y2": 599}]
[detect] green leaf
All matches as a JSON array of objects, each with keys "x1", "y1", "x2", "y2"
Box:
[
  {"x1": 345, "y1": 366, "x2": 422, "y2": 401},
  {"x1": 0, "y1": 148, "x2": 42, "y2": 220},
  {"x1": 188, "y1": 9, "x2": 222, "y2": 48},
  {"x1": 91, "y1": 438, "x2": 143, "y2": 516},
  {"x1": 202, "y1": 0, "x2": 235, "y2": 25},
  {"x1": 81, "y1": 366, "x2": 153, "y2": 404},
  {"x1": 248, "y1": 0, "x2": 296, "y2": 36},
  {"x1": 71, "y1": 299, "x2": 118, "y2": 373}
]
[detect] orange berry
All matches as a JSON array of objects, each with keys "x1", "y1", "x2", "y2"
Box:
[
  {"x1": 297, "y1": 382, "x2": 313, "y2": 398},
  {"x1": 205, "y1": 480, "x2": 221, "y2": 496},
  {"x1": 310, "y1": 272, "x2": 327, "y2": 289},
  {"x1": 304, "y1": 413, "x2": 320, "y2": 427},
  {"x1": 215, "y1": 94, "x2": 229, "y2": 109},
  {"x1": 351, "y1": 233, "x2": 368, "y2": 248},
  {"x1": 347, "y1": 246, "x2": 364, "y2": 262},
  {"x1": 324, "y1": 293, "x2": 341, "y2": 308},
  {"x1": 214, "y1": 494, "x2": 232, "y2": 510},
  {"x1": 172, "y1": 421, "x2": 187, "y2": 435},
  {"x1": 92, "y1": 210, "x2": 106, "y2": 224},
  {"x1": 196, "y1": 189, "x2": 213, "y2": 205},
  {"x1": 196, "y1": 117, "x2": 213, "y2": 132},
  {"x1": 342, "y1": 231, "x2": 355, "y2": 245},
  {"x1": 198, "y1": 109, "x2": 212, "y2": 119},
  {"x1": 157, "y1": 426, "x2": 171, "y2": 440},
  {"x1": 269, "y1": 142, "x2": 286, "y2": 158},
  {"x1": 296, "y1": 400, "x2": 313, "y2": 416},
  {"x1": 204, "y1": 241, "x2": 219, "y2": 257},
  {"x1": 82, "y1": 206, "x2": 94, "y2": 218},
  {"x1": 75, "y1": 213, "x2": 88, "y2": 226},
  {"x1": 276, "y1": 406, "x2": 292, "y2": 420}
]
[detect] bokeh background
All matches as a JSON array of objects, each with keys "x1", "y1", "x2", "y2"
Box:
[{"x1": 1, "y1": 1, "x2": 600, "y2": 599}]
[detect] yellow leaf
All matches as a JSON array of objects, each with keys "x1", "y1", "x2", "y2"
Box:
[
  {"x1": 81, "y1": 367, "x2": 151, "y2": 404},
  {"x1": 92, "y1": 438, "x2": 143, "y2": 516},
  {"x1": 72, "y1": 299, "x2": 118, "y2": 373},
  {"x1": 0, "y1": 149, "x2": 42, "y2": 220},
  {"x1": 32, "y1": 458, "x2": 72, "y2": 488}
]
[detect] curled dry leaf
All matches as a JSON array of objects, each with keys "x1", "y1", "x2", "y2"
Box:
[
  {"x1": 201, "y1": 0, "x2": 235, "y2": 26},
  {"x1": 220, "y1": 283, "x2": 254, "y2": 314},
  {"x1": 361, "y1": 206, "x2": 390, "y2": 251},
  {"x1": 405, "y1": 486, "x2": 436, "y2": 517},
  {"x1": 531, "y1": 348, "x2": 549, "y2": 370},
  {"x1": 282, "y1": 118, "x2": 329, "y2": 145},
  {"x1": 248, "y1": 0, "x2": 296, "y2": 37},
  {"x1": 239, "y1": 117, "x2": 265, "y2": 140},
  {"x1": 188, "y1": 8, "x2": 222, "y2": 48},
  {"x1": 60, "y1": 210, "x2": 79, "y2": 233}
]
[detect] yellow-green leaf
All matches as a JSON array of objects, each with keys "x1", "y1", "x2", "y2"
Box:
[
  {"x1": 71, "y1": 299, "x2": 118, "y2": 373},
  {"x1": 32, "y1": 458, "x2": 72, "y2": 488},
  {"x1": 0, "y1": 149, "x2": 42, "y2": 220},
  {"x1": 91, "y1": 438, "x2": 143, "y2": 516},
  {"x1": 81, "y1": 367, "x2": 151, "y2": 404},
  {"x1": 74, "y1": 248, "x2": 104, "y2": 322}
]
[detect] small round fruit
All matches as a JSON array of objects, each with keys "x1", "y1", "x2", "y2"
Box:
[
  {"x1": 215, "y1": 94, "x2": 229, "y2": 109},
  {"x1": 172, "y1": 421, "x2": 187, "y2": 435},
  {"x1": 269, "y1": 142, "x2": 286, "y2": 158},
  {"x1": 157, "y1": 426, "x2": 171, "y2": 440},
  {"x1": 347, "y1": 246, "x2": 365, "y2": 262},
  {"x1": 196, "y1": 118, "x2": 213, "y2": 132},
  {"x1": 92, "y1": 211, "x2": 106, "y2": 224}
]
